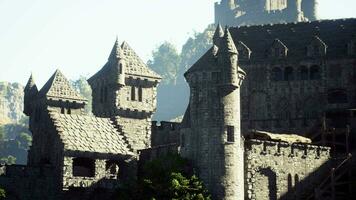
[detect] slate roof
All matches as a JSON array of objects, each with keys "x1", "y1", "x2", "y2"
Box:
[
  {"x1": 89, "y1": 40, "x2": 161, "y2": 82},
  {"x1": 50, "y1": 112, "x2": 133, "y2": 155},
  {"x1": 39, "y1": 70, "x2": 87, "y2": 102},
  {"x1": 229, "y1": 18, "x2": 356, "y2": 61}
]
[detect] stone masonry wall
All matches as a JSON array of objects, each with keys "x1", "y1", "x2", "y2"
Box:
[{"x1": 245, "y1": 139, "x2": 331, "y2": 200}]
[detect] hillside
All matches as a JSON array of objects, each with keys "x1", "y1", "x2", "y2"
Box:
[{"x1": 0, "y1": 82, "x2": 25, "y2": 124}]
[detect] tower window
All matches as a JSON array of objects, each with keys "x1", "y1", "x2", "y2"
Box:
[
  {"x1": 226, "y1": 126, "x2": 235, "y2": 142},
  {"x1": 61, "y1": 107, "x2": 65, "y2": 114},
  {"x1": 310, "y1": 65, "x2": 321, "y2": 80},
  {"x1": 271, "y1": 67, "x2": 283, "y2": 81},
  {"x1": 131, "y1": 86, "x2": 136, "y2": 101},
  {"x1": 138, "y1": 87, "x2": 143, "y2": 102},
  {"x1": 284, "y1": 67, "x2": 294, "y2": 81},
  {"x1": 299, "y1": 66, "x2": 308, "y2": 80}
]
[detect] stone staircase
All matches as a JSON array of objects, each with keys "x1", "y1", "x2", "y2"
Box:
[
  {"x1": 306, "y1": 154, "x2": 356, "y2": 200},
  {"x1": 110, "y1": 118, "x2": 134, "y2": 153}
]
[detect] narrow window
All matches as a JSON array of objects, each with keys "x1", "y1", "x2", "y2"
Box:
[
  {"x1": 271, "y1": 67, "x2": 283, "y2": 81},
  {"x1": 299, "y1": 66, "x2": 308, "y2": 80},
  {"x1": 131, "y1": 86, "x2": 136, "y2": 101},
  {"x1": 294, "y1": 174, "x2": 300, "y2": 188},
  {"x1": 288, "y1": 174, "x2": 293, "y2": 192},
  {"x1": 61, "y1": 107, "x2": 65, "y2": 114},
  {"x1": 73, "y1": 157, "x2": 95, "y2": 177},
  {"x1": 67, "y1": 108, "x2": 71, "y2": 115},
  {"x1": 310, "y1": 65, "x2": 321, "y2": 80},
  {"x1": 227, "y1": 126, "x2": 235, "y2": 142},
  {"x1": 284, "y1": 67, "x2": 294, "y2": 81},
  {"x1": 119, "y1": 63, "x2": 123, "y2": 74},
  {"x1": 138, "y1": 86, "x2": 143, "y2": 102}
]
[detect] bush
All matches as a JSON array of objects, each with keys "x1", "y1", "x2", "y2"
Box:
[
  {"x1": 114, "y1": 154, "x2": 210, "y2": 200},
  {"x1": 0, "y1": 187, "x2": 6, "y2": 199}
]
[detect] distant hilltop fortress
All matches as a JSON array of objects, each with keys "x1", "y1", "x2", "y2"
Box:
[{"x1": 215, "y1": 0, "x2": 318, "y2": 26}]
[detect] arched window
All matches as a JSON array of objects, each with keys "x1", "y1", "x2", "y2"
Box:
[
  {"x1": 328, "y1": 90, "x2": 348, "y2": 104},
  {"x1": 294, "y1": 174, "x2": 300, "y2": 188},
  {"x1": 271, "y1": 67, "x2": 283, "y2": 81},
  {"x1": 310, "y1": 65, "x2": 321, "y2": 80},
  {"x1": 299, "y1": 66, "x2": 308, "y2": 80},
  {"x1": 288, "y1": 174, "x2": 293, "y2": 192},
  {"x1": 284, "y1": 67, "x2": 294, "y2": 81}
]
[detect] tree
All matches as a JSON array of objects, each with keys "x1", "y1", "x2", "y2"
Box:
[
  {"x1": 0, "y1": 126, "x2": 4, "y2": 142},
  {"x1": 0, "y1": 155, "x2": 16, "y2": 165},
  {"x1": 148, "y1": 42, "x2": 181, "y2": 85},
  {"x1": 72, "y1": 76, "x2": 92, "y2": 114},
  {"x1": 0, "y1": 187, "x2": 5, "y2": 200},
  {"x1": 16, "y1": 132, "x2": 32, "y2": 150},
  {"x1": 114, "y1": 154, "x2": 210, "y2": 200}
]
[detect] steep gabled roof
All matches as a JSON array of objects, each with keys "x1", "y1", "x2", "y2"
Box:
[
  {"x1": 50, "y1": 112, "x2": 134, "y2": 156},
  {"x1": 185, "y1": 47, "x2": 218, "y2": 75},
  {"x1": 119, "y1": 41, "x2": 161, "y2": 79},
  {"x1": 89, "y1": 40, "x2": 161, "y2": 83},
  {"x1": 39, "y1": 70, "x2": 87, "y2": 102},
  {"x1": 24, "y1": 73, "x2": 38, "y2": 94}
]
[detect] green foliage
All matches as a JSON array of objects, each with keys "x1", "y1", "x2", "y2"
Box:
[
  {"x1": 0, "y1": 155, "x2": 16, "y2": 165},
  {"x1": 115, "y1": 154, "x2": 210, "y2": 200},
  {"x1": 0, "y1": 126, "x2": 4, "y2": 142},
  {"x1": 0, "y1": 187, "x2": 5, "y2": 199},
  {"x1": 16, "y1": 132, "x2": 32, "y2": 150},
  {"x1": 179, "y1": 25, "x2": 215, "y2": 75},
  {"x1": 148, "y1": 42, "x2": 181, "y2": 85},
  {"x1": 72, "y1": 76, "x2": 92, "y2": 114}
]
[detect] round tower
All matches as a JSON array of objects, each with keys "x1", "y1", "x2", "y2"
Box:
[{"x1": 181, "y1": 26, "x2": 245, "y2": 200}]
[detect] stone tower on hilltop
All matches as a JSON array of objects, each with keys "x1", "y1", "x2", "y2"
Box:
[
  {"x1": 88, "y1": 39, "x2": 161, "y2": 152},
  {"x1": 215, "y1": 0, "x2": 318, "y2": 27},
  {"x1": 180, "y1": 25, "x2": 246, "y2": 200}
]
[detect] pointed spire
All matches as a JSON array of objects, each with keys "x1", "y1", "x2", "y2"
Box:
[
  {"x1": 213, "y1": 24, "x2": 224, "y2": 47},
  {"x1": 213, "y1": 24, "x2": 224, "y2": 40},
  {"x1": 24, "y1": 73, "x2": 38, "y2": 92},
  {"x1": 220, "y1": 27, "x2": 238, "y2": 54},
  {"x1": 108, "y1": 37, "x2": 121, "y2": 61}
]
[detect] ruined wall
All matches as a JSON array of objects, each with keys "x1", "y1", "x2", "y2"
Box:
[{"x1": 245, "y1": 139, "x2": 331, "y2": 200}]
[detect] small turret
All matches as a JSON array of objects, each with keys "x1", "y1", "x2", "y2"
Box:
[
  {"x1": 24, "y1": 73, "x2": 38, "y2": 116},
  {"x1": 218, "y1": 27, "x2": 240, "y2": 88},
  {"x1": 108, "y1": 38, "x2": 126, "y2": 86},
  {"x1": 213, "y1": 24, "x2": 225, "y2": 46}
]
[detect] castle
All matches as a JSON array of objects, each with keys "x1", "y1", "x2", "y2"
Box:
[
  {"x1": 215, "y1": 0, "x2": 318, "y2": 27},
  {"x1": 0, "y1": 19, "x2": 356, "y2": 200}
]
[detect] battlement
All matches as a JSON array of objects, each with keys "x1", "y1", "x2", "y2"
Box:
[
  {"x1": 151, "y1": 121, "x2": 181, "y2": 147},
  {"x1": 246, "y1": 139, "x2": 330, "y2": 159}
]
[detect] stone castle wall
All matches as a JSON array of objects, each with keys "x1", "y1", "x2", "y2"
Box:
[
  {"x1": 245, "y1": 139, "x2": 331, "y2": 200},
  {"x1": 151, "y1": 121, "x2": 180, "y2": 147}
]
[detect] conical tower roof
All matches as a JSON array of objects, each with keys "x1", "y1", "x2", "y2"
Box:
[
  {"x1": 220, "y1": 27, "x2": 238, "y2": 54},
  {"x1": 39, "y1": 69, "x2": 87, "y2": 102},
  {"x1": 24, "y1": 73, "x2": 38, "y2": 93},
  {"x1": 108, "y1": 37, "x2": 122, "y2": 61},
  {"x1": 213, "y1": 24, "x2": 224, "y2": 41}
]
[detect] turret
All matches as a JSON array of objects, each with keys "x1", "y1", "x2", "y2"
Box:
[
  {"x1": 287, "y1": 0, "x2": 303, "y2": 22},
  {"x1": 88, "y1": 38, "x2": 161, "y2": 151},
  {"x1": 24, "y1": 73, "x2": 38, "y2": 116},
  {"x1": 218, "y1": 27, "x2": 241, "y2": 88},
  {"x1": 180, "y1": 25, "x2": 245, "y2": 200},
  {"x1": 302, "y1": 0, "x2": 318, "y2": 21},
  {"x1": 213, "y1": 24, "x2": 224, "y2": 46}
]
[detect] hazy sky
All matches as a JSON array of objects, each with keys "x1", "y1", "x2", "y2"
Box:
[{"x1": 0, "y1": 0, "x2": 356, "y2": 87}]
